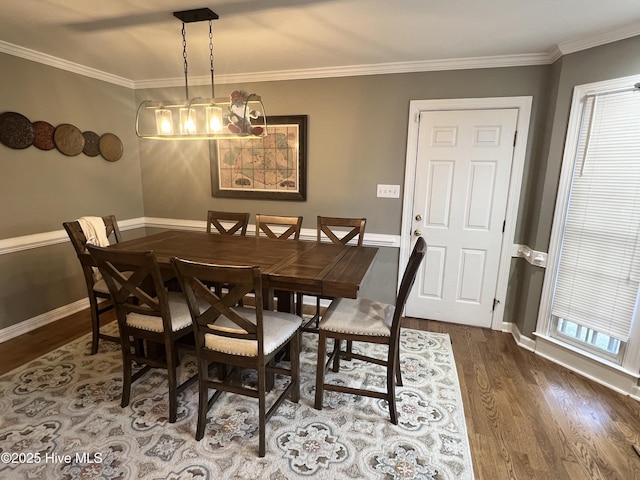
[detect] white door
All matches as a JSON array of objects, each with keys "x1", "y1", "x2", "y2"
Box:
[{"x1": 405, "y1": 108, "x2": 518, "y2": 328}]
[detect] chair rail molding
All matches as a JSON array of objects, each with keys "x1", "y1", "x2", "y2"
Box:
[
  {"x1": 0, "y1": 219, "x2": 544, "y2": 346},
  {"x1": 0, "y1": 217, "x2": 144, "y2": 255},
  {"x1": 512, "y1": 244, "x2": 548, "y2": 268},
  {"x1": 113, "y1": 217, "x2": 402, "y2": 248},
  {"x1": 2, "y1": 219, "x2": 548, "y2": 258}
]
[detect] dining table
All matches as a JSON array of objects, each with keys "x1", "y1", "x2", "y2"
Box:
[{"x1": 109, "y1": 229, "x2": 379, "y2": 311}]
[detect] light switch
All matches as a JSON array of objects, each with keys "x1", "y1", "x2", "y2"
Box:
[{"x1": 377, "y1": 184, "x2": 400, "y2": 198}]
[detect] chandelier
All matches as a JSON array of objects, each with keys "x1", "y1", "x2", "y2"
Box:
[{"x1": 135, "y1": 8, "x2": 267, "y2": 140}]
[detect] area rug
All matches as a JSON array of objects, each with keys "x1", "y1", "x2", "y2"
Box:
[{"x1": 0, "y1": 324, "x2": 473, "y2": 479}]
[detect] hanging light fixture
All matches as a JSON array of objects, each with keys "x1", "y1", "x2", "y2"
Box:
[{"x1": 135, "y1": 8, "x2": 266, "y2": 140}]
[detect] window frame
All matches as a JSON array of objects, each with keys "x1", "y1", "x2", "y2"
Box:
[{"x1": 536, "y1": 73, "x2": 640, "y2": 374}]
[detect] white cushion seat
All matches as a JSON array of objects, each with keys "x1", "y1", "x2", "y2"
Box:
[
  {"x1": 92, "y1": 278, "x2": 110, "y2": 294},
  {"x1": 204, "y1": 307, "x2": 302, "y2": 357},
  {"x1": 319, "y1": 297, "x2": 395, "y2": 337},
  {"x1": 126, "y1": 292, "x2": 193, "y2": 332},
  {"x1": 93, "y1": 271, "x2": 134, "y2": 294}
]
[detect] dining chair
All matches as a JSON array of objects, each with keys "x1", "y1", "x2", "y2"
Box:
[
  {"x1": 205, "y1": 210, "x2": 251, "y2": 303},
  {"x1": 63, "y1": 215, "x2": 122, "y2": 354},
  {"x1": 206, "y1": 210, "x2": 250, "y2": 235},
  {"x1": 87, "y1": 245, "x2": 197, "y2": 423},
  {"x1": 298, "y1": 216, "x2": 367, "y2": 331},
  {"x1": 317, "y1": 216, "x2": 366, "y2": 247},
  {"x1": 255, "y1": 214, "x2": 303, "y2": 311},
  {"x1": 255, "y1": 214, "x2": 302, "y2": 240},
  {"x1": 172, "y1": 258, "x2": 302, "y2": 457},
  {"x1": 314, "y1": 236, "x2": 426, "y2": 424}
]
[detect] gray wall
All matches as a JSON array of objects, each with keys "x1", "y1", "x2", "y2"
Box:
[
  {"x1": 2, "y1": 35, "x2": 640, "y2": 338},
  {"x1": 134, "y1": 67, "x2": 550, "y2": 305},
  {"x1": 511, "y1": 35, "x2": 640, "y2": 336},
  {"x1": 0, "y1": 53, "x2": 144, "y2": 329},
  {"x1": 136, "y1": 67, "x2": 550, "y2": 237}
]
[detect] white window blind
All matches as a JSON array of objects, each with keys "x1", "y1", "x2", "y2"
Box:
[{"x1": 551, "y1": 89, "x2": 640, "y2": 342}]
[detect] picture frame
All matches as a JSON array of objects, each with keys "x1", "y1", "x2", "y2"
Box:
[{"x1": 210, "y1": 115, "x2": 307, "y2": 201}]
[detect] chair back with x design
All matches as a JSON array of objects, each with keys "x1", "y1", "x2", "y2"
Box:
[
  {"x1": 172, "y1": 257, "x2": 302, "y2": 456},
  {"x1": 87, "y1": 245, "x2": 196, "y2": 424},
  {"x1": 317, "y1": 216, "x2": 366, "y2": 246},
  {"x1": 206, "y1": 210, "x2": 250, "y2": 236},
  {"x1": 255, "y1": 214, "x2": 302, "y2": 240}
]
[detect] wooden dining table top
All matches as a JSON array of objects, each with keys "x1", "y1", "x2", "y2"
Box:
[{"x1": 110, "y1": 230, "x2": 378, "y2": 299}]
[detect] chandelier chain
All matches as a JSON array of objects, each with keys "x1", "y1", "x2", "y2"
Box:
[
  {"x1": 209, "y1": 20, "x2": 215, "y2": 98},
  {"x1": 182, "y1": 22, "x2": 189, "y2": 98}
]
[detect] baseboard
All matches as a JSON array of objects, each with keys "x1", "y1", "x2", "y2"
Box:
[
  {"x1": 0, "y1": 298, "x2": 89, "y2": 344},
  {"x1": 502, "y1": 321, "x2": 640, "y2": 398},
  {"x1": 534, "y1": 335, "x2": 640, "y2": 397},
  {"x1": 0, "y1": 216, "x2": 388, "y2": 343},
  {"x1": 501, "y1": 322, "x2": 536, "y2": 351}
]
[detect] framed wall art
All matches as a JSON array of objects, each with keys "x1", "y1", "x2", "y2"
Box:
[{"x1": 210, "y1": 115, "x2": 307, "y2": 201}]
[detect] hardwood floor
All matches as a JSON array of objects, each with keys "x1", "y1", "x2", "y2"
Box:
[
  {"x1": 2, "y1": 311, "x2": 639, "y2": 479},
  {"x1": 402, "y1": 318, "x2": 640, "y2": 480},
  {"x1": 0, "y1": 308, "x2": 105, "y2": 375}
]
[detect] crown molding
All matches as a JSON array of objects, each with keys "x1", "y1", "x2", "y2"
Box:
[
  {"x1": 133, "y1": 52, "x2": 554, "y2": 89},
  {"x1": 558, "y1": 22, "x2": 640, "y2": 55},
  {"x1": 3, "y1": 22, "x2": 640, "y2": 91},
  {"x1": 0, "y1": 40, "x2": 135, "y2": 89},
  {"x1": 546, "y1": 45, "x2": 564, "y2": 64},
  {"x1": 1, "y1": 36, "x2": 555, "y2": 91}
]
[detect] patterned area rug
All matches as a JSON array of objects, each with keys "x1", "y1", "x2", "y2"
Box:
[{"x1": 0, "y1": 325, "x2": 473, "y2": 479}]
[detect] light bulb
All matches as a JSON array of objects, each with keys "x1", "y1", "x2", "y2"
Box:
[
  {"x1": 207, "y1": 106, "x2": 223, "y2": 133},
  {"x1": 180, "y1": 108, "x2": 197, "y2": 134},
  {"x1": 155, "y1": 109, "x2": 173, "y2": 135}
]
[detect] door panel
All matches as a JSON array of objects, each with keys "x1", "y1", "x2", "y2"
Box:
[{"x1": 406, "y1": 108, "x2": 517, "y2": 327}]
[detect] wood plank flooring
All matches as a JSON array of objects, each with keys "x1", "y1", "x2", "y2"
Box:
[{"x1": 1, "y1": 311, "x2": 640, "y2": 479}]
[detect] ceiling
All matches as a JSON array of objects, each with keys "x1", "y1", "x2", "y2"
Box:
[{"x1": 2, "y1": 0, "x2": 640, "y2": 87}]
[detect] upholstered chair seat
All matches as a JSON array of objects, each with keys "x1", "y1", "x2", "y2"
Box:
[
  {"x1": 203, "y1": 307, "x2": 301, "y2": 356},
  {"x1": 126, "y1": 292, "x2": 195, "y2": 333},
  {"x1": 314, "y1": 237, "x2": 427, "y2": 425},
  {"x1": 319, "y1": 298, "x2": 395, "y2": 337}
]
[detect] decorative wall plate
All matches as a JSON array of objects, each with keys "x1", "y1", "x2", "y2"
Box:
[
  {"x1": 99, "y1": 133, "x2": 123, "y2": 162},
  {"x1": 54, "y1": 123, "x2": 85, "y2": 156},
  {"x1": 82, "y1": 131, "x2": 100, "y2": 157},
  {"x1": 0, "y1": 112, "x2": 34, "y2": 149},
  {"x1": 32, "y1": 121, "x2": 55, "y2": 150}
]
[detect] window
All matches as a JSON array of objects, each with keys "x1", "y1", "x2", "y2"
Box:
[
  {"x1": 540, "y1": 76, "x2": 640, "y2": 369},
  {"x1": 552, "y1": 317, "x2": 622, "y2": 362}
]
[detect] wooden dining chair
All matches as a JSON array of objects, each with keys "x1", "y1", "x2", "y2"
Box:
[
  {"x1": 317, "y1": 216, "x2": 366, "y2": 247},
  {"x1": 314, "y1": 236, "x2": 426, "y2": 424},
  {"x1": 255, "y1": 214, "x2": 303, "y2": 311},
  {"x1": 206, "y1": 210, "x2": 251, "y2": 302},
  {"x1": 298, "y1": 216, "x2": 367, "y2": 330},
  {"x1": 63, "y1": 215, "x2": 122, "y2": 354},
  {"x1": 87, "y1": 245, "x2": 197, "y2": 423},
  {"x1": 172, "y1": 258, "x2": 302, "y2": 457},
  {"x1": 206, "y1": 210, "x2": 250, "y2": 235},
  {"x1": 255, "y1": 214, "x2": 302, "y2": 240}
]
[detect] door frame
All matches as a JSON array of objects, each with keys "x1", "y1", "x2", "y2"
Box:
[{"x1": 400, "y1": 96, "x2": 532, "y2": 330}]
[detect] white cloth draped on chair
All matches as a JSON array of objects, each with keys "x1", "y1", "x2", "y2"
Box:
[
  {"x1": 78, "y1": 216, "x2": 110, "y2": 247},
  {"x1": 78, "y1": 216, "x2": 111, "y2": 282}
]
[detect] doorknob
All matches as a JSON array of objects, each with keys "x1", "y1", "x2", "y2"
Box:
[
  {"x1": 415, "y1": 214, "x2": 422, "y2": 221},
  {"x1": 414, "y1": 229, "x2": 422, "y2": 236}
]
